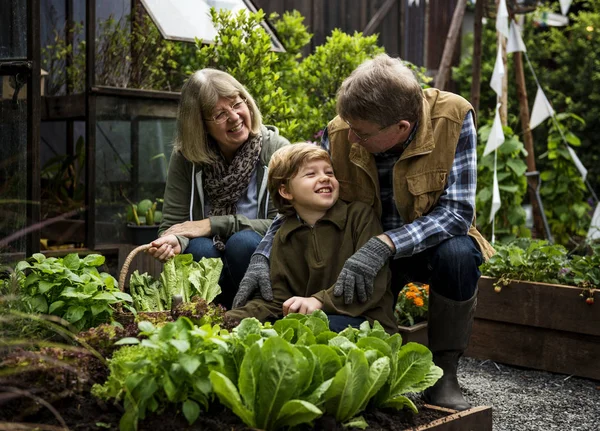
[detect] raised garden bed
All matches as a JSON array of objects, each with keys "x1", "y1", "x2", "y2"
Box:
[{"x1": 466, "y1": 276, "x2": 600, "y2": 380}]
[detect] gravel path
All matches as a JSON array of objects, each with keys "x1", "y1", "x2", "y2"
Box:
[{"x1": 458, "y1": 356, "x2": 600, "y2": 431}]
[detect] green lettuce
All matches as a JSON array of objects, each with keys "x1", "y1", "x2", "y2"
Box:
[{"x1": 209, "y1": 336, "x2": 323, "y2": 431}]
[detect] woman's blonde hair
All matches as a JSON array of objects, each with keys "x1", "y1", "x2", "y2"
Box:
[
  {"x1": 336, "y1": 54, "x2": 423, "y2": 127},
  {"x1": 268, "y1": 143, "x2": 333, "y2": 216},
  {"x1": 174, "y1": 69, "x2": 262, "y2": 164}
]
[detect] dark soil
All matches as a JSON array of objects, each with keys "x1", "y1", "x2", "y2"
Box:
[{"x1": 2, "y1": 389, "x2": 448, "y2": 431}]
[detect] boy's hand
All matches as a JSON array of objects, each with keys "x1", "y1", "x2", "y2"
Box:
[
  {"x1": 282, "y1": 297, "x2": 323, "y2": 316},
  {"x1": 334, "y1": 237, "x2": 393, "y2": 304},
  {"x1": 232, "y1": 254, "x2": 273, "y2": 308}
]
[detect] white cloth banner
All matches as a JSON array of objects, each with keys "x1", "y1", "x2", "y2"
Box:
[
  {"x1": 484, "y1": 104, "x2": 505, "y2": 157},
  {"x1": 490, "y1": 168, "x2": 502, "y2": 223},
  {"x1": 566, "y1": 145, "x2": 588, "y2": 181},
  {"x1": 529, "y1": 86, "x2": 554, "y2": 130},
  {"x1": 496, "y1": 0, "x2": 509, "y2": 38},
  {"x1": 507, "y1": 21, "x2": 527, "y2": 53},
  {"x1": 587, "y1": 203, "x2": 600, "y2": 241},
  {"x1": 490, "y1": 46, "x2": 505, "y2": 96},
  {"x1": 560, "y1": 0, "x2": 572, "y2": 16}
]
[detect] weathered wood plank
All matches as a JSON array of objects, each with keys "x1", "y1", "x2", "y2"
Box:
[
  {"x1": 477, "y1": 276, "x2": 600, "y2": 336},
  {"x1": 412, "y1": 405, "x2": 493, "y2": 431},
  {"x1": 466, "y1": 319, "x2": 600, "y2": 381}
]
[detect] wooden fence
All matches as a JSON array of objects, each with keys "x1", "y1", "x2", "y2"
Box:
[{"x1": 253, "y1": 0, "x2": 460, "y2": 69}]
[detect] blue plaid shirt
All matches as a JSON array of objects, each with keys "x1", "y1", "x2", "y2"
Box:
[{"x1": 255, "y1": 111, "x2": 477, "y2": 259}]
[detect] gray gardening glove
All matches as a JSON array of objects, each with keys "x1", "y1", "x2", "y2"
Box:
[
  {"x1": 334, "y1": 237, "x2": 393, "y2": 304},
  {"x1": 232, "y1": 254, "x2": 273, "y2": 308}
]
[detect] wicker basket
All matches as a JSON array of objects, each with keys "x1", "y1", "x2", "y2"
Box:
[{"x1": 115, "y1": 243, "x2": 171, "y2": 324}]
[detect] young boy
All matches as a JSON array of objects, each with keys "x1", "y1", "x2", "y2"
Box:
[{"x1": 227, "y1": 143, "x2": 398, "y2": 334}]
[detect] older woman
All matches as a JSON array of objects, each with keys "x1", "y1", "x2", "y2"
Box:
[{"x1": 148, "y1": 69, "x2": 290, "y2": 309}]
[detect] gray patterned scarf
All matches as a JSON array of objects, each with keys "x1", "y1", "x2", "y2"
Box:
[{"x1": 203, "y1": 132, "x2": 262, "y2": 250}]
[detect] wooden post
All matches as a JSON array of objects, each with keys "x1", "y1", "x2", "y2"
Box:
[
  {"x1": 496, "y1": 0, "x2": 508, "y2": 126},
  {"x1": 511, "y1": 13, "x2": 547, "y2": 239},
  {"x1": 362, "y1": 0, "x2": 397, "y2": 36},
  {"x1": 435, "y1": 0, "x2": 468, "y2": 90},
  {"x1": 470, "y1": 0, "x2": 484, "y2": 118}
]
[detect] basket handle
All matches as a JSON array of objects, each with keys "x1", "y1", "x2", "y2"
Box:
[{"x1": 119, "y1": 243, "x2": 152, "y2": 292}]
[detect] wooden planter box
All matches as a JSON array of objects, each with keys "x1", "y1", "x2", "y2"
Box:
[
  {"x1": 466, "y1": 276, "x2": 600, "y2": 380},
  {"x1": 409, "y1": 405, "x2": 492, "y2": 430},
  {"x1": 399, "y1": 320, "x2": 428, "y2": 346}
]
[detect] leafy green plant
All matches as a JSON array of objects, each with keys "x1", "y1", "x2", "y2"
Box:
[
  {"x1": 539, "y1": 113, "x2": 591, "y2": 246},
  {"x1": 92, "y1": 317, "x2": 233, "y2": 431},
  {"x1": 129, "y1": 255, "x2": 223, "y2": 312},
  {"x1": 210, "y1": 336, "x2": 324, "y2": 431},
  {"x1": 480, "y1": 238, "x2": 599, "y2": 304},
  {"x1": 475, "y1": 123, "x2": 530, "y2": 242},
  {"x1": 14, "y1": 253, "x2": 132, "y2": 330}
]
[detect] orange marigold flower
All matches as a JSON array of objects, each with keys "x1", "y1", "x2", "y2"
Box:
[{"x1": 414, "y1": 297, "x2": 424, "y2": 307}]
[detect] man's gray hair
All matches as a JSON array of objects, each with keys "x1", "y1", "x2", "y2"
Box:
[{"x1": 336, "y1": 54, "x2": 423, "y2": 127}]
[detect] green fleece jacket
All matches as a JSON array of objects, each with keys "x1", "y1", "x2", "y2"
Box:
[
  {"x1": 227, "y1": 200, "x2": 399, "y2": 335},
  {"x1": 159, "y1": 125, "x2": 289, "y2": 252}
]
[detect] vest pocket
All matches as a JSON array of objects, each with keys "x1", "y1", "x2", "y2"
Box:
[{"x1": 406, "y1": 169, "x2": 447, "y2": 217}]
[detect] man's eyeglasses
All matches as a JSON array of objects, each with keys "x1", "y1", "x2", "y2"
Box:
[
  {"x1": 207, "y1": 98, "x2": 247, "y2": 124},
  {"x1": 344, "y1": 119, "x2": 392, "y2": 143}
]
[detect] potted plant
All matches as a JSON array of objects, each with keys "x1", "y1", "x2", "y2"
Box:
[
  {"x1": 394, "y1": 282, "x2": 429, "y2": 345},
  {"x1": 125, "y1": 198, "x2": 163, "y2": 245},
  {"x1": 466, "y1": 239, "x2": 600, "y2": 380}
]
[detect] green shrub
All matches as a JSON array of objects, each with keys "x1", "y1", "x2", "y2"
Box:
[{"x1": 539, "y1": 113, "x2": 591, "y2": 245}]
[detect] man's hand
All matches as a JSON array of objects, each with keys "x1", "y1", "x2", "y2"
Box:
[
  {"x1": 232, "y1": 254, "x2": 273, "y2": 308},
  {"x1": 147, "y1": 234, "x2": 181, "y2": 262},
  {"x1": 333, "y1": 237, "x2": 393, "y2": 304},
  {"x1": 282, "y1": 296, "x2": 322, "y2": 316},
  {"x1": 163, "y1": 219, "x2": 211, "y2": 238}
]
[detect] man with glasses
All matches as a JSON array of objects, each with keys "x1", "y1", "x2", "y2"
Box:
[{"x1": 235, "y1": 54, "x2": 495, "y2": 411}]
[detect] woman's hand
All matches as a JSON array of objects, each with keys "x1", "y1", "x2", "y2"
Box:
[
  {"x1": 146, "y1": 234, "x2": 181, "y2": 262},
  {"x1": 282, "y1": 296, "x2": 323, "y2": 316},
  {"x1": 163, "y1": 219, "x2": 211, "y2": 238}
]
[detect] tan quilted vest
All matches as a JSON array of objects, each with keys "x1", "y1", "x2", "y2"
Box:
[{"x1": 328, "y1": 88, "x2": 495, "y2": 260}]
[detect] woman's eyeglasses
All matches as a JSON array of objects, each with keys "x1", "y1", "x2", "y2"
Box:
[{"x1": 208, "y1": 98, "x2": 247, "y2": 124}]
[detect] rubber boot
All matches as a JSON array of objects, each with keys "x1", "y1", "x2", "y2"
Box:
[{"x1": 423, "y1": 288, "x2": 477, "y2": 411}]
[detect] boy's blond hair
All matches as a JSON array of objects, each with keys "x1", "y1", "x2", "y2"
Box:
[{"x1": 268, "y1": 143, "x2": 333, "y2": 216}]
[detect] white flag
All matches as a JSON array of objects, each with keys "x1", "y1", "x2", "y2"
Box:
[
  {"x1": 566, "y1": 145, "x2": 588, "y2": 181},
  {"x1": 529, "y1": 86, "x2": 554, "y2": 130},
  {"x1": 496, "y1": 0, "x2": 509, "y2": 38},
  {"x1": 490, "y1": 47, "x2": 505, "y2": 96},
  {"x1": 490, "y1": 168, "x2": 502, "y2": 223},
  {"x1": 484, "y1": 104, "x2": 505, "y2": 157},
  {"x1": 587, "y1": 203, "x2": 600, "y2": 241},
  {"x1": 507, "y1": 21, "x2": 527, "y2": 53},
  {"x1": 560, "y1": 0, "x2": 572, "y2": 16}
]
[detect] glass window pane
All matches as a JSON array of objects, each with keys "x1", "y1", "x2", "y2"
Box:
[
  {"x1": 39, "y1": 120, "x2": 86, "y2": 248},
  {"x1": 0, "y1": 0, "x2": 27, "y2": 59},
  {"x1": 95, "y1": 94, "x2": 177, "y2": 245},
  {"x1": 0, "y1": 82, "x2": 28, "y2": 262}
]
